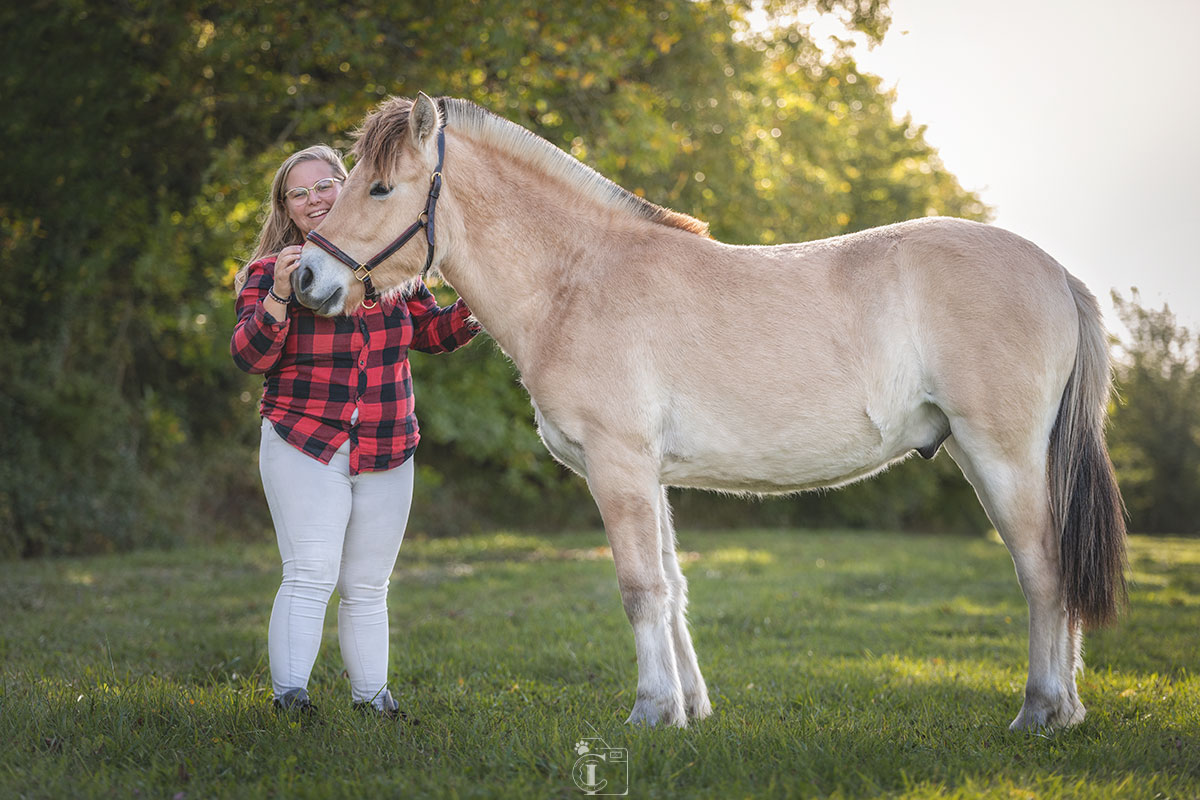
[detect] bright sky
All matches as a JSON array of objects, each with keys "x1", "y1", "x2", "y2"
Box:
[{"x1": 837, "y1": 0, "x2": 1200, "y2": 335}]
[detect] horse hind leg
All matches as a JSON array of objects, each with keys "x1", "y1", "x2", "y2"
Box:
[
  {"x1": 586, "y1": 455, "x2": 686, "y2": 727},
  {"x1": 944, "y1": 433, "x2": 1085, "y2": 731},
  {"x1": 658, "y1": 487, "x2": 712, "y2": 720}
]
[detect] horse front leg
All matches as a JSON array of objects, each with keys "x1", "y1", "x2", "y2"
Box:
[
  {"x1": 587, "y1": 456, "x2": 686, "y2": 727},
  {"x1": 658, "y1": 487, "x2": 711, "y2": 720}
]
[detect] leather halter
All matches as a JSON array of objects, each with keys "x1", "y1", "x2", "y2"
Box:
[{"x1": 306, "y1": 126, "x2": 445, "y2": 309}]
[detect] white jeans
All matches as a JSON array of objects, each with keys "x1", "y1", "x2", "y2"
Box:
[{"x1": 258, "y1": 419, "x2": 413, "y2": 706}]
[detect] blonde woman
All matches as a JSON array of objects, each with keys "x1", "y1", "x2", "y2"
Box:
[{"x1": 232, "y1": 145, "x2": 480, "y2": 717}]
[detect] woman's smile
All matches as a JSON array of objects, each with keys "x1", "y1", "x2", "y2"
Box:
[{"x1": 285, "y1": 159, "x2": 343, "y2": 235}]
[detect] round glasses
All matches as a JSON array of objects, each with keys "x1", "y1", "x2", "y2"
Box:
[{"x1": 284, "y1": 177, "x2": 343, "y2": 205}]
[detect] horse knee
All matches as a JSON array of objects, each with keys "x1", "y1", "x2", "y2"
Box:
[
  {"x1": 660, "y1": 543, "x2": 689, "y2": 609},
  {"x1": 620, "y1": 582, "x2": 671, "y2": 623},
  {"x1": 663, "y1": 573, "x2": 689, "y2": 618}
]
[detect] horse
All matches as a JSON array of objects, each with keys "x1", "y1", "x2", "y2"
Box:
[{"x1": 292, "y1": 93, "x2": 1127, "y2": 731}]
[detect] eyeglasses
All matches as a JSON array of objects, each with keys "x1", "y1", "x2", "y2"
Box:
[{"x1": 284, "y1": 177, "x2": 343, "y2": 205}]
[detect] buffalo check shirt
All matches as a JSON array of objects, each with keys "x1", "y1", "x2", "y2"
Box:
[{"x1": 231, "y1": 255, "x2": 480, "y2": 474}]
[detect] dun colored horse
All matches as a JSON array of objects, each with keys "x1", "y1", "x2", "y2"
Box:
[{"x1": 294, "y1": 94, "x2": 1126, "y2": 730}]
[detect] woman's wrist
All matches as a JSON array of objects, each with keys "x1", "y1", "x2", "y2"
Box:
[{"x1": 268, "y1": 286, "x2": 292, "y2": 305}]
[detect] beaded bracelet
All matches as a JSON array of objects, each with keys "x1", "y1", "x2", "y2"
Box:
[{"x1": 267, "y1": 286, "x2": 292, "y2": 305}]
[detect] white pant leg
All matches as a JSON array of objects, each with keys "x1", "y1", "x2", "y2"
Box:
[
  {"x1": 259, "y1": 419, "x2": 352, "y2": 697},
  {"x1": 337, "y1": 457, "x2": 414, "y2": 706}
]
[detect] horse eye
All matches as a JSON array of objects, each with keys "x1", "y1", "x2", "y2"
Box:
[{"x1": 369, "y1": 182, "x2": 392, "y2": 197}]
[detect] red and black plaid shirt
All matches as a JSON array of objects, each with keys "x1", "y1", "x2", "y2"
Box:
[{"x1": 231, "y1": 255, "x2": 480, "y2": 474}]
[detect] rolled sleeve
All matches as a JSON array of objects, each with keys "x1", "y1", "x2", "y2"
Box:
[
  {"x1": 231, "y1": 260, "x2": 290, "y2": 374},
  {"x1": 407, "y1": 283, "x2": 481, "y2": 354}
]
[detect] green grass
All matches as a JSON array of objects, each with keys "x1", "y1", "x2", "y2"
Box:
[{"x1": 0, "y1": 529, "x2": 1197, "y2": 799}]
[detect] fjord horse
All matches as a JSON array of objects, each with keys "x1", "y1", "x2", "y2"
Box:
[{"x1": 294, "y1": 94, "x2": 1126, "y2": 730}]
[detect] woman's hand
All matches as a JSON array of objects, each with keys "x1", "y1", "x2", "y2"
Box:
[
  {"x1": 274, "y1": 245, "x2": 303, "y2": 299},
  {"x1": 263, "y1": 245, "x2": 303, "y2": 321}
]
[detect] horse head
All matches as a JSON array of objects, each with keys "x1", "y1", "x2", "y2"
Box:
[{"x1": 294, "y1": 92, "x2": 447, "y2": 315}]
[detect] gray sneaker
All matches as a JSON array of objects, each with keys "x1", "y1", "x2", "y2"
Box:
[
  {"x1": 272, "y1": 687, "x2": 317, "y2": 715},
  {"x1": 352, "y1": 688, "x2": 408, "y2": 721}
]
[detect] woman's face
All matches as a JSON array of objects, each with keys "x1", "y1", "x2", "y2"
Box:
[{"x1": 284, "y1": 159, "x2": 343, "y2": 236}]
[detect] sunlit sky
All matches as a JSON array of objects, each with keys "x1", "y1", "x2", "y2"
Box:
[{"x1": 814, "y1": 0, "x2": 1200, "y2": 335}]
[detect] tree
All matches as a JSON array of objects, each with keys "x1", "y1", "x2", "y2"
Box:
[
  {"x1": 1, "y1": 0, "x2": 990, "y2": 555},
  {"x1": 1108, "y1": 291, "x2": 1200, "y2": 534}
]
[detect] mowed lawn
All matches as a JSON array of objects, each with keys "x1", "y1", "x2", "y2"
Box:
[{"x1": 0, "y1": 528, "x2": 1196, "y2": 799}]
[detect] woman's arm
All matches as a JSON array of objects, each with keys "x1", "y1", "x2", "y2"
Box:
[
  {"x1": 407, "y1": 282, "x2": 481, "y2": 354},
  {"x1": 231, "y1": 258, "x2": 291, "y2": 374}
]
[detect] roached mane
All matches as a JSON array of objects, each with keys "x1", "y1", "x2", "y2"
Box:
[{"x1": 353, "y1": 96, "x2": 710, "y2": 238}]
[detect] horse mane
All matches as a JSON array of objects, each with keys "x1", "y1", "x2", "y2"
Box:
[{"x1": 353, "y1": 96, "x2": 710, "y2": 238}]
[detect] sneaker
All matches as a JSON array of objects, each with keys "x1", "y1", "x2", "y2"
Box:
[
  {"x1": 352, "y1": 688, "x2": 408, "y2": 721},
  {"x1": 272, "y1": 687, "x2": 317, "y2": 715}
]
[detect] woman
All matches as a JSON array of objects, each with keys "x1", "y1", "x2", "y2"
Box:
[{"x1": 231, "y1": 144, "x2": 479, "y2": 716}]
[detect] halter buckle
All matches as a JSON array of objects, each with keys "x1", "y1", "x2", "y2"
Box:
[{"x1": 353, "y1": 264, "x2": 371, "y2": 282}]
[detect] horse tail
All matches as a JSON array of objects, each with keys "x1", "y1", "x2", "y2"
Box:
[{"x1": 1048, "y1": 271, "x2": 1128, "y2": 628}]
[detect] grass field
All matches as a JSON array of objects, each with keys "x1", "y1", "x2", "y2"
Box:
[{"x1": 0, "y1": 528, "x2": 1196, "y2": 799}]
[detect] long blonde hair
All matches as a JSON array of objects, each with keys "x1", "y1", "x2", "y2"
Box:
[{"x1": 234, "y1": 144, "x2": 349, "y2": 294}]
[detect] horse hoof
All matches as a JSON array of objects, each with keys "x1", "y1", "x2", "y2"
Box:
[
  {"x1": 1009, "y1": 692, "x2": 1086, "y2": 731},
  {"x1": 626, "y1": 694, "x2": 687, "y2": 728},
  {"x1": 686, "y1": 692, "x2": 713, "y2": 721}
]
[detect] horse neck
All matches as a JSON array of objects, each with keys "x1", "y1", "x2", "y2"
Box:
[{"x1": 437, "y1": 136, "x2": 642, "y2": 370}]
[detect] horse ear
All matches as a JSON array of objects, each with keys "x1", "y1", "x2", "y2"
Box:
[{"x1": 409, "y1": 92, "x2": 440, "y2": 150}]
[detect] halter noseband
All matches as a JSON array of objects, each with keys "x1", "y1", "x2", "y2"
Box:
[{"x1": 306, "y1": 126, "x2": 446, "y2": 309}]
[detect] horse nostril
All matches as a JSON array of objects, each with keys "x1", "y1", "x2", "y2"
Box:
[{"x1": 298, "y1": 265, "x2": 314, "y2": 292}]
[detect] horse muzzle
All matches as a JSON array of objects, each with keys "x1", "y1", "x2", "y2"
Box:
[{"x1": 292, "y1": 252, "x2": 350, "y2": 316}]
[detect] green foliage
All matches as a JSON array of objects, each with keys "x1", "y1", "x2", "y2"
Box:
[
  {"x1": 405, "y1": 324, "x2": 599, "y2": 537},
  {"x1": 1109, "y1": 291, "x2": 1200, "y2": 534},
  {"x1": 0, "y1": 0, "x2": 1032, "y2": 556},
  {"x1": 0, "y1": 530, "x2": 1197, "y2": 796}
]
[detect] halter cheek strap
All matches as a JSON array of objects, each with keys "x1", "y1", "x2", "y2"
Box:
[{"x1": 306, "y1": 125, "x2": 446, "y2": 307}]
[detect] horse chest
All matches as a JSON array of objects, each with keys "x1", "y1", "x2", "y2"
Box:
[{"x1": 532, "y1": 403, "x2": 588, "y2": 476}]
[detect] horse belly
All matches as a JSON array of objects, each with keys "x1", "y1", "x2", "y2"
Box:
[
  {"x1": 656, "y1": 408, "x2": 876, "y2": 493},
  {"x1": 660, "y1": 444, "x2": 877, "y2": 493},
  {"x1": 657, "y1": 386, "x2": 945, "y2": 494}
]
